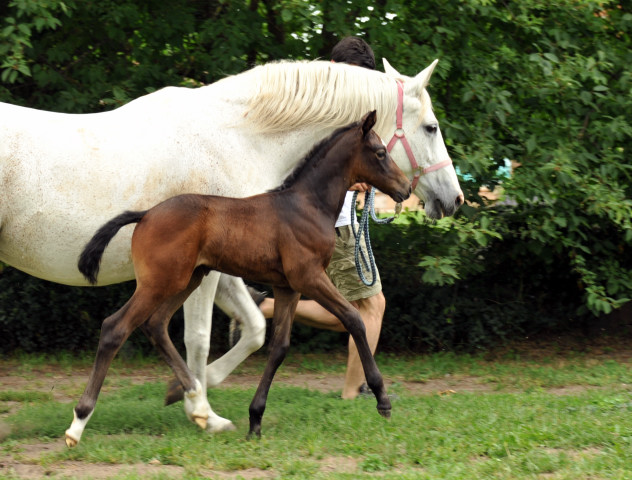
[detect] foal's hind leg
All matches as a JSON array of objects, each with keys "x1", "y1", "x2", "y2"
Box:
[
  {"x1": 248, "y1": 287, "x2": 300, "y2": 438},
  {"x1": 65, "y1": 291, "x2": 162, "y2": 447},
  {"x1": 297, "y1": 273, "x2": 391, "y2": 418},
  {"x1": 144, "y1": 270, "x2": 235, "y2": 433}
]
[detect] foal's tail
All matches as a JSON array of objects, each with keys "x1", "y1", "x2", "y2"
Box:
[{"x1": 78, "y1": 210, "x2": 148, "y2": 285}]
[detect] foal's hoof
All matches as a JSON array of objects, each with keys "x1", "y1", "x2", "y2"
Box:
[
  {"x1": 246, "y1": 430, "x2": 262, "y2": 440},
  {"x1": 65, "y1": 434, "x2": 78, "y2": 448},
  {"x1": 164, "y1": 378, "x2": 184, "y2": 405},
  {"x1": 377, "y1": 407, "x2": 392, "y2": 419},
  {"x1": 247, "y1": 286, "x2": 269, "y2": 306}
]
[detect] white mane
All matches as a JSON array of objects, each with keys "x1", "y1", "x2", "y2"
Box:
[{"x1": 241, "y1": 60, "x2": 404, "y2": 135}]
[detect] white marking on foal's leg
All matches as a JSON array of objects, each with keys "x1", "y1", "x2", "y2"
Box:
[{"x1": 65, "y1": 409, "x2": 93, "y2": 448}]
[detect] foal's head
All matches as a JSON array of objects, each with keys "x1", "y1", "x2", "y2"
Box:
[{"x1": 349, "y1": 111, "x2": 411, "y2": 203}]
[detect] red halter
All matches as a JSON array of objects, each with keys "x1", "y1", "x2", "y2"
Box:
[{"x1": 386, "y1": 81, "x2": 453, "y2": 190}]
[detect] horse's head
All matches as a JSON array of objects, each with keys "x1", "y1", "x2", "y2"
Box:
[
  {"x1": 352, "y1": 111, "x2": 411, "y2": 204},
  {"x1": 382, "y1": 58, "x2": 464, "y2": 219}
]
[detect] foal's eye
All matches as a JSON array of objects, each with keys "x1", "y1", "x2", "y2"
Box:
[
  {"x1": 424, "y1": 124, "x2": 438, "y2": 135},
  {"x1": 376, "y1": 149, "x2": 386, "y2": 160}
]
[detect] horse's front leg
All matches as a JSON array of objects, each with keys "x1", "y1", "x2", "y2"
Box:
[
  {"x1": 299, "y1": 273, "x2": 391, "y2": 418},
  {"x1": 207, "y1": 274, "x2": 266, "y2": 386},
  {"x1": 180, "y1": 272, "x2": 233, "y2": 432},
  {"x1": 248, "y1": 287, "x2": 300, "y2": 438}
]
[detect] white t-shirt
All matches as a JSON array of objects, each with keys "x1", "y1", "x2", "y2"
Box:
[{"x1": 335, "y1": 191, "x2": 356, "y2": 227}]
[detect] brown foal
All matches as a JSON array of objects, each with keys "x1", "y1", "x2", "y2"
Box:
[{"x1": 67, "y1": 110, "x2": 411, "y2": 444}]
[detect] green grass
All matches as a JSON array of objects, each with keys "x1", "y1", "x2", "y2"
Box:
[{"x1": 2, "y1": 350, "x2": 632, "y2": 479}]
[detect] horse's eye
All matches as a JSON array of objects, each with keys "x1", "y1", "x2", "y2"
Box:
[
  {"x1": 424, "y1": 124, "x2": 438, "y2": 135},
  {"x1": 376, "y1": 149, "x2": 386, "y2": 160}
]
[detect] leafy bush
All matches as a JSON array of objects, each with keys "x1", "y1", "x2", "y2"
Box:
[
  {"x1": 371, "y1": 207, "x2": 602, "y2": 352},
  {"x1": 0, "y1": 265, "x2": 235, "y2": 355}
]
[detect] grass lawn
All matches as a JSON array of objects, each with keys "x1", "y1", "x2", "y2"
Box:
[{"x1": 1, "y1": 342, "x2": 632, "y2": 479}]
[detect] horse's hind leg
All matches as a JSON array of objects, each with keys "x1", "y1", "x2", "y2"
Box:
[
  {"x1": 207, "y1": 274, "x2": 266, "y2": 386},
  {"x1": 65, "y1": 290, "x2": 161, "y2": 447},
  {"x1": 248, "y1": 287, "x2": 300, "y2": 438},
  {"x1": 144, "y1": 270, "x2": 235, "y2": 433}
]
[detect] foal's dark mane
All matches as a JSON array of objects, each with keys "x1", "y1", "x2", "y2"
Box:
[{"x1": 267, "y1": 120, "x2": 360, "y2": 193}]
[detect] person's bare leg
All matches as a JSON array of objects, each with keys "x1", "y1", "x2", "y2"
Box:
[
  {"x1": 259, "y1": 297, "x2": 347, "y2": 331},
  {"x1": 342, "y1": 291, "x2": 385, "y2": 399},
  {"x1": 259, "y1": 292, "x2": 386, "y2": 399}
]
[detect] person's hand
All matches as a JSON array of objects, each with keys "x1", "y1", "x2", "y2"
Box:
[{"x1": 349, "y1": 182, "x2": 371, "y2": 192}]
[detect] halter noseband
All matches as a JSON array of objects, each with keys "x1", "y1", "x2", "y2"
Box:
[{"x1": 386, "y1": 80, "x2": 453, "y2": 190}]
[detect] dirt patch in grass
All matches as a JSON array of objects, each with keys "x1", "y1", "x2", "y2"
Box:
[
  {"x1": 1, "y1": 441, "x2": 186, "y2": 479},
  {"x1": 0, "y1": 441, "x2": 356, "y2": 480},
  {"x1": 2, "y1": 458, "x2": 186, "y2": 480}
]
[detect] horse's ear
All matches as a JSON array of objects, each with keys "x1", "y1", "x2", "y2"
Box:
[
  {"x1": 408, "y1": 59, "x2": 439, "y2": 97},
  {"x1": 382, "y1": 58, "x2": 402, "y2": 78},
  {"x1": 361, "y1": 110, "x2": 377, "y2": 137}
]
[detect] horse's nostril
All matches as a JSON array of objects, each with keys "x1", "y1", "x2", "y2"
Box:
[{"x1": 456, "y1": 193, "x2": 464, "y2": 207}]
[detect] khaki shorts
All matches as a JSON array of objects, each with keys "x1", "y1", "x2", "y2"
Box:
[{"x1": 325, "y1": 224, "x2": 382, "y2": 302}]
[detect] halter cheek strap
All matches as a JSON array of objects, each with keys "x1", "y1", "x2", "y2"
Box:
[{"x1": 386, "y1": 80, "x2": 453, "y2": 190}]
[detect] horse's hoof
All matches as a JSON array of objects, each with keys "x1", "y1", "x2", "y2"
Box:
[
  {"x1": 377, "y1": 407, "x2": 391, "y2": 419},
  {"x1": 193, "y1": 415, "x2": 208, "y2": 430},
  {"x1": 207, "y1": 420, "x2": 236, "y2": 433},
  {"x1": 65, "y1": 434, "x2": 78, "y2": 448},
  {"x1": 164, "y1": 378, "x2": 184, "y2": 406}
]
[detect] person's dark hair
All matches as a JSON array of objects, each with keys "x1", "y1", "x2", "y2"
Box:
[{"x1": 331, "y1": 37, "x2": 376, "y2": 70}]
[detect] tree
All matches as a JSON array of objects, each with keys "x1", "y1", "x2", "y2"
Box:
[{"x1": 1, "y1": 1, "x2": 630, "y2": 352}]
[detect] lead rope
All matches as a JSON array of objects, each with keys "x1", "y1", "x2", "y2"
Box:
[{"x1": 350, "y1": 190, "x2": 401, "y2": 286}]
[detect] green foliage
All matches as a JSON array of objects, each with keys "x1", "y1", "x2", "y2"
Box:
[
  {"x1": 0, "y1": 267, "x2": 241, "y2": 354},
  {"x1": 0, "y1": 0, "x2": 72, "y2": 84},
  {"x1": 0, "y1": 0, "x2": 630, "y2": 351},
  {"x1": 371, "y1": 207, "x2": 596, "y2": 352},
  {"x1": 383, "y1": 1, "x2": 632, "y2": 316},
  {"x1": 0, "y1": 268, "x2": 131, "y2": 352}
]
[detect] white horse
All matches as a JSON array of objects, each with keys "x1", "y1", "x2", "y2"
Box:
[{"x1": 0, "y1": 58, "x2": 463, "y2": 439}]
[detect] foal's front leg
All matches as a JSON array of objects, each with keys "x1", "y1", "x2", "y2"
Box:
[
  {"x1": 248, "y1": 287, "x2": 300, "y2": 438},
  {"x1": 299, "y1": 274, "x2": 391, "y2": 418}
]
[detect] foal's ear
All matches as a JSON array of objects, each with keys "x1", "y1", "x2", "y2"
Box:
[{"x1": 361, "y1": 110, "x2": 377, "y2": 137}]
